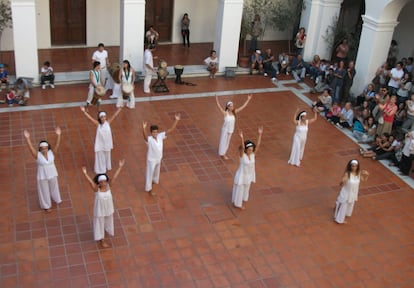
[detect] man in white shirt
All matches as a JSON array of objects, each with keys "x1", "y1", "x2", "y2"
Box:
[
  {"x1": 388, "y1": 61, "x2": 404, "y2": 96},
  {"x1": 92, "y1": 43, "x2": 113, "y2": 94},
  {"x1": 142, "y1": 113, "x2": 181, "y2": 195},
  {"x1": 143, "y1": 44, "x2": 156, "y2": 93}
]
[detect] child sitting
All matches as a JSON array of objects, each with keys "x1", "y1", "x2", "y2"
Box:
[
  {"x1": 0, "y1": 64, "x2": 10, "y2": 91},
  {"x1": 6, "y1": 89, "x2": 17, "y2": 106},
  {"x1": 40, "y1": 61, "x2": 55, "y2": 89}
]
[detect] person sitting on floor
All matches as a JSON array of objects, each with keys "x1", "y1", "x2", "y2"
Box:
[
  {"x1": 40, "y1": 61, "x2": 55, "y2": 89},
  {"x1": 275, "y1": 52, "x2": 290, "y2": 75},
  {"x1": 14, "y1": 77, "x2": 30, "y2": 106},
  {"x1": 0, "y1": 63, "x2": 9, "y2": 91},
  {"x1": 291, "y1": 54, "x2": 306, "y2": 83},
  {"x1": 204, "y1": 49, "x2": 219, "y2": 79},
  {"x1": 312, "y1": 88, "x2": 332, "y2": 115},
  {"x1": 326, "y1": 102, "x2": 342, "y2": 123},
  {"x1": 262, "y1": 48, "x2": 277, "y2": 81},
  {"x1": 146, "y1": 25, "x2": 159, "y2": 46},
  {"x1": 334, "y1": 102, "x2": 354, "y2": 128},
  {"x1": 249, "y1": 49, "x2": 263, "y2": 75},
  {"x1": 353, "y1": 116, "x2": 377, "y2": 143}
]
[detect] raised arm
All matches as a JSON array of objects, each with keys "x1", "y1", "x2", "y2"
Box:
[
  {"x1": 80, "y1": 106, "x2": 99, "y2": 125},
  {"x1": 142, "y1": 121, "x2": 149, "y2": 142},
  {"x1": 360, "y1": 170, "x2": 369, "y2": 181},
  {"x1": 235, "y1": 94, "x2": 253, "y2": 113},
  {"x1": 109, "y1": 159, "x2": 125, "y2": 186},
  {"x1": 292, "y1": 108, "x2": 299, "y2": 125},
  {"x1": 309, "y1": 109, "x2": 318, "y2": 124},
  {"x1": 82, "y1": 167, "x2": 97, "y2": 191},
  {"x1": 23, "y1": 130, "x2": 37, "y2": 159},
  {"x1": 254, "y1": 126, "x2": 263, "y2": 155},
  {"x1": 54, "y1": 127, "x2": 62, "y2": 153},
  {"x1": 166, "y1": 113, "x2": 181, "y2": 135},
  {"x1": 108, "y1": 107, "x2": 122, "y2": 124},
  {"x1": 238, "y1": 130, "x2": 245, "y2": 157},
  {"x1": 215, "y1": 95, "x2": 226, "y2": 115}
]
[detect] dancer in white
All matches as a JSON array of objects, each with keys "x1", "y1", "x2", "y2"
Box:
[
  {"x1": 142, "y1": 113, "x2": 181, "y2": 195},
  {"x1": 216, "y1": 94, "x2": 252, "y2": 160},
  {"x1": 288, "y1": 108, "x2": 317, "y2": 167},
  {"x1": 23, "y1": 127, "x2": 62, "y2": 212},
  {"x1": 82, "y1": 159, "x2": 125, "y2": 248},
  {"x1": 232, "y1": 126, "x2": 263, "y2": 210},
  {"x1": 80, "y1": 107, "x2": 122, "y2": 174},
  {"x1": 334, "y1": 159, "x2": 369, "y2": 224},
  {"x1": 117, "y1": 60, "x2": 136, "y2": 109}
]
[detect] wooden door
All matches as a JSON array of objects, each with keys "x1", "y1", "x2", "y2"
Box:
[
  {"x1": 145, "y1": 0, "x2": 173, "y2": 42},
  {"x1": 50, "y1": 0, "x2": 86, "y2": 45}
]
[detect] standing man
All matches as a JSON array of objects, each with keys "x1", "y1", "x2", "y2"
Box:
[
  {"x1": 388, "y1": 61, "x2": 404, "y2": 96},
  {"x1": 92, "y1": 43, "x2": 113, "y2": 96},
  {"x1": 342, "y1": 61, "x2": 356, "y2": 103},
  {"x1": 143, "y1": 44, "x2": 156, "y2": 94}
]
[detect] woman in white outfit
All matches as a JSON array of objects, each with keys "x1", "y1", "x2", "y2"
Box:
[
  {"x1": 216, "y1": 94, "x2": 252, "y2": 160},
  {"x1": 117, "y1": 60, "x2": 136, "y2": 109},
  {"x1": 232, "y1": 126, "x2": 263, "y2": 210},
  {"x1": 334, "y1": 159, "x2": 369, "y2": 224},
  {"x1": 82, "y1": 159, "x2": 125, "y2": 248},
  {"x1": 23, "y1": 127, "x2": 62, "y2": 212},
  {"x1": 80, "y1": 106, "x2": 122, "y2": 174},
  {"x1": 86, "y1": 61, "x2": 104, "y2": 106},
  {"x1": 288, "y1": 108, "x2": 317, "y2": 167}
]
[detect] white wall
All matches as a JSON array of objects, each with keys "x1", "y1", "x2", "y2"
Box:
[
  {"x1": 86, "y1": 0, "x2": 120, "y2": 46},
  {"x1": 393, "y1": 0, "x2": 414, "y2": 58},
  {"x1": 35, "y1": 0, "x2": 50, "y2": 48}
]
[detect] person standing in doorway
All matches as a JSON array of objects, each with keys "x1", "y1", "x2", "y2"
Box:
[{"x1": 181, "y1": 13, "x2": 190, "y2": 47}]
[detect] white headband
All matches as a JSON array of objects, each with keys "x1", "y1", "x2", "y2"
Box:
[
  {"x1": 39, "y1": 142, "x2": 49, "y2": 148},
  {"x1": 299, "y1": 112, "x2": 307, "y2": 117},
  {"x1": 226, "y1": 101, "x2": 233, "y2": 108},
  {"x1": 97, "y1": 175, "x2": 107, "y2": 182},
  {"x1": 350, "y1": 160, "x2": 358, "y2": 165},
  {"x1": 245, "y1": 143, "x2": 253, "y2": 148},
  {"x1": 98, "y1": 112, "x2": 106, "y2": 118}
]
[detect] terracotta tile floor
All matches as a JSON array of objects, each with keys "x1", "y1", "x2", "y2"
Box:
[{"x1": 1, "y1": 50, "x2": 414, "y2": 287}]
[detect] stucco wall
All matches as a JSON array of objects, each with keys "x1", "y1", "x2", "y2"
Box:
[{"x1": 393, "y1": 0, "x2": 414, "y2": 58}]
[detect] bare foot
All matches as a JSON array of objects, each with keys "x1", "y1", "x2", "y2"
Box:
[
  {"x1": 45, "y1": 208, "x2": 52, "y2": 213},
  {"x1": 221, "y1": 155, "x2": 229, "y2": 160},
  {"x1": 233, "y1": 204, "x2": 245, "y2": 210},
  {"x1": 99, "y1": 239, "x2": 109, "y2": 248}
]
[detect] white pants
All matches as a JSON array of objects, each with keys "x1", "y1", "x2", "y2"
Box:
[
  {"x1": 334, "y1": 201, "x2": 355, "y2": 224},
  {"x1": 145, "y1": 160, "x2": 161, "y2": 191},
  {"x1": 232, "y1": 183, "x2": 251, "y2": 208},
  {"x1": 144, "y1": 68, "x2": 152, "y2": 93},
  {"x1": 103, "y1": 68, "x2": 114, "y2": 91},
  {"x1": 218, "y1": 131, "x2": 232, "y2": 156},
  {"x1": 116, "y1": 89, "x2": 135, "y2": 109},
  {"x1": 93, "y1": 214, "x2": 114, "y2": 241},
  {"x1": 37, "y1": 177, "x2": 62, "y2": 209},
  {"x1": 95, "y1": 151, "x2": 111, "y2": 174},
  {"x1": 86, "y1": 85, "x2": 95, "y2": 104}
]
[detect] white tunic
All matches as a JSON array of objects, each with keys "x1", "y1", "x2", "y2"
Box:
[
  {"x1": 222, "y1": 111, "x2": 236, "y2": 133},
  {"x1": 147, "y1": 132, "x2": 166, "y2": 162},
  {"x1": 95, "y1": 122, "x2": 113, "y2": 152},
  {"x1": 37, "y1": 150, "x2": 58, "y2": 180},
  {"x1": 288, "y1": 120, "x2": 308, "y2": 166},
  {"x1": 234, "y1": 153, "x2": 256, "y2": 185},
  {"x1": 337, "y1": 174, "x2": 360, "y2": 204},
  {"x1": 94, "y1": 189, "x2": 114, "y2": 217}
]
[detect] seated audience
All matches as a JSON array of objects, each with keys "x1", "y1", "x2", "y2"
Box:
[
  {"x1": 262, "y1": 48, "x2": 277, "y2": 81},
  {"x1": 291, "y1": 54, "x2": 306, "y2": 83},
  {"x1": 40, "y1": 61, "x2": 55, "y2": 89},
  {"x1": 250, "y1": 49, "x2": 263, "y2": 75},
  {"x1": 204, "y1": 50, "x2": 219, "y2": 79},
  {"x1": 399, "y1": 130, "x2": 414, "y2": 175},
  {"x1": 326, "y1": 102, "x2": 342, "y2": 123},
  {"x1": 312, "y1": 88, "x2": 332, "y2": 114},
  {"x1": 0, "y1": 63, "x2": 9, "y2": 90},
  {"x1": 276, "y1": 52, "x2": 290, "y2": 75},
  {"x1": 396, "y1": 72, "x2": 412, "y2": 104},
  {"x1": 14, "y1": 77, "x2": 30, "y2": 106},
  {"x1": 356, "y1": 83, "x2": 376, "y2": 107},
  {"x1": 359, "y1": 133, "x2": 391, "y2": 159},
  {"x1": 353, "y1": 116, "x2": 376, "y2": 143},
  {"x1": 146, "y1": 25, "x2": 159, "y2": 45},
  {"x1": 402, "y1": 93, "x2": 414, "y2": 131}
]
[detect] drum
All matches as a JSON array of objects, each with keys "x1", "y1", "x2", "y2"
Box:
[
  {"x1": 109, "y1": 63, "x2": 121, "y2": 84},
  {"x1": 122, "y1": 83, "x2": 133, "y2": 99},
  {"x1": 92, "y1": 85, "x2": 106, "y2": 105},
  {"x1": 174, "y1": 65, "x2": 184, "y2": 84},
  {"x1": 159, "y1": 60, "x2": 167, "y2": 69}
]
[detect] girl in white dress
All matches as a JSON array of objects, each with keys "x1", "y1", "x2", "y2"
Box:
[
  {"x1": 23, "y1": 127, "x2": 62, "y2": 212},
  {"x1": 117, "y1": 60, "x2": 136, "y2": 109},
  {"x1": 82, "y1": 159, "x2": 125, "y2": 248},
  {"x1": 288, "y1": 109, "x2": 317, "y2": 167},
  {"x1": 232, "y1": 126, "x2": 263, "y2": 210},
  {"x1": 80, "y1": 106, "x2": 122, "y2": 174},
  {"x1": 216, "y1": 94, "x2": 252, "y2": 160},
  {"x1": 334, "y1": 159, "x2": 369, "y2": 224}
]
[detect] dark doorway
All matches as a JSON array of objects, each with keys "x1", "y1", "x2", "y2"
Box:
[
  {"x1": 50, "y1": 0, "x2": 86, "y2": 45},
  {"x1": 145, "y1": 0, "x2": 173, "y2": 42}
]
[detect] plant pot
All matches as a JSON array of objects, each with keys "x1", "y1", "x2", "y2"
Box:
[{"x1": 238, "y1": 55, "x2": 250, "y2": 68}]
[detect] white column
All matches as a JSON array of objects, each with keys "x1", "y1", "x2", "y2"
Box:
[
  {"x1": 214, "y1": 0, "x2": 244, "y2": 72},
  {"x1": 120, "y1": 0, "x2": 145, "y2": 72},
  {"x1": 11, "y1": 0, "x2": 39, "y2": 81},
  {"x1": 352, "y1": 15, "x2": 398, "y2": 96},
  {"x1": 301, "y1": 0, "x2": 343, "y2": 61}
]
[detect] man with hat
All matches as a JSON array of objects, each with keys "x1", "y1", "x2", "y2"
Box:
[{"x1": 250, "y1": 49, "x2": 263, "y2": 75}]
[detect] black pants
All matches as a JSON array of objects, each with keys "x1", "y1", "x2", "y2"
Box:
[
  {"x1": 399, "y1": 154, "x2": 414, "y2": 175},
  {"x1": 41, "y1": 74, "x2": 55, "y2": 85},
  {"x1": 181, "y1": 29, "x2": 190, "y2": 47}
]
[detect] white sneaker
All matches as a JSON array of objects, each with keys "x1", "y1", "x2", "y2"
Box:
[
  {"x1": 264, "y1": 73, "x2": 268, "y2": 77},
  {"x1": 286, "y1": 72, "x2": 289, "y2": 75},
  {"x1": 42, "y1": 85, "x2": 46, "y2": 89},
  {"x1": 50, "y1": 84, "x2": 55, "y2": 89},
  {"x1": 109, "y1": 94, "x2": 117, "y2": 99},
  {"x1": 271, "y1": 77, "x2": 276, "y2": 81}
]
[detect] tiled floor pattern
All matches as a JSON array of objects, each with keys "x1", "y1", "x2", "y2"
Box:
[{"x1": 1, "y1": 74, "x2": 413, "y2": 287}]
